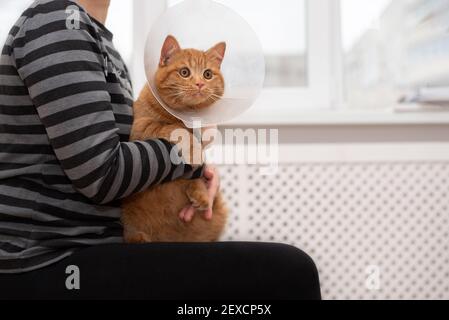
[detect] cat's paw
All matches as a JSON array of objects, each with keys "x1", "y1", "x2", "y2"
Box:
[{"x1": 186, "y1": 180, "x2": 209, "y2": 211}]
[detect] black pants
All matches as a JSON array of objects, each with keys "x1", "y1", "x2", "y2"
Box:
[{"x1": 0, "y1": 242, "x2": 321, "y2": 300}]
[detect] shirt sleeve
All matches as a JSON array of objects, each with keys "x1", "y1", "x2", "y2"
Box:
[{"x1": 11, "y1": 1, "x2": 202, "y2": 205}]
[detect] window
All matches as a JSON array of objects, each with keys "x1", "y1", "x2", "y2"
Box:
[
  {"x1": 0, "y1": 0, "x2": 33, "y2": 47},
  {"x1": 342, "y1": 0, "x2": 449, "y2": 110},
  {"x1": 0, "y1": 0, "x2": 337, "y2": 115},
  {"x1": 134, "y1": 0, "x2": 337, "y2": 115},
  {"x1": 182, "y1": 0, "x2": 308, "y2": 88},
  {"x1": 106, "y1": 0, "x2": 133, "y2": 67},
  {"x1": 3, "y1": 0, "x2": 446, "y2": 121},
  {"x1": 0, "y1": 0, "x2": 133, "y2": 65}
]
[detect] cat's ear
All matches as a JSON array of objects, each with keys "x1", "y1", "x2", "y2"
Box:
[
  {"x1": 160, "y1": 35, "x2": 181, "y2": 66},
  {"x1": 206, "y1": 42, "x2": 226, "y2": 68}
]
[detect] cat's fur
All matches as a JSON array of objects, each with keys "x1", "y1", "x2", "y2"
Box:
[{"x1": 121, "y1": 36, "x2": 228, "y2": 243}]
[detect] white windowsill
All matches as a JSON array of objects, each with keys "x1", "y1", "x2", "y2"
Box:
[{"x1": 226, "y1": 108, "x2": 449, "y2": 126}]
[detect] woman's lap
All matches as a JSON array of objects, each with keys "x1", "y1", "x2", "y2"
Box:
[{"x1": 0, "y1": 242, "x2": 321, "y2": 300}]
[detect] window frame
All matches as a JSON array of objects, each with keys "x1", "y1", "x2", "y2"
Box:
[{"x1": 258, "y1": 0, "x2": 342, "y2": 111}]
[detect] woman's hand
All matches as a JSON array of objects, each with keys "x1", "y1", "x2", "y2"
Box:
[{"x1": 179, "y1": 165, "x2": 221, "y2": 223}]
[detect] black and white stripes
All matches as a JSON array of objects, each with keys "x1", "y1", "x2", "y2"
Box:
[{"x1": 0, "y1": 0, "x2": 201, "y2": 273}]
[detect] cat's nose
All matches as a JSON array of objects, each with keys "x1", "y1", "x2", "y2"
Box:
[{"x1": 196, "y1": 83, "x2": 205, "y2": 90}]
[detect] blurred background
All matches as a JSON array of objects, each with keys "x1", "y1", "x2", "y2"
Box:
[{"x1": 1, "y1": 0, "x2": 449, "y2": 300}]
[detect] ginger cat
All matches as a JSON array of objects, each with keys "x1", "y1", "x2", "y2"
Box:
[{"x1": 121, "y1": 35, "x2": 228, "y2": 243}]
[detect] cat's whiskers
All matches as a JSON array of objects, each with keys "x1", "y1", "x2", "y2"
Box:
[
  {"x1": 208, "y1": 93, "x2": 222, "y2": 101},
  {"x1": 166, "y1": 91, "x2": 184, "y2": 98},
  {"x1": 205, "y1": 95, "x2": 220, "y2": 104}
]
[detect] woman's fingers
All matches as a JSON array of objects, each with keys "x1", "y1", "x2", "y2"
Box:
[
  {"x1": 205, "y1": 166, "x2": 220, "y2": 201},
  {"x1": 204, "y1": 165, "x2": 220, "y2": 220},
  {"x1": 203, "y1": 166, "x2": 215, "y2": 180}
]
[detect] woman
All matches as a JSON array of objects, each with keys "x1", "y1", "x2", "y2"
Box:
[{"x1": 0, "y1": 0, "x2": 321, "y2": 300}]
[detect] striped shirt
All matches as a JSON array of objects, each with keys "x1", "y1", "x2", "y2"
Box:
[{"x1": 0, "y1": 0, "x2": 202, "y2": 273}]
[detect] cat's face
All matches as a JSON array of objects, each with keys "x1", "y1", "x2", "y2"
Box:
[{"x1": 155, "y1": 35, "x2": 226, "y2": 111}]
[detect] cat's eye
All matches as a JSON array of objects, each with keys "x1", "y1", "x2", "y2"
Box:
[
  {"x1": 179, "y1": 67, "x2": 191, "y2": 78},
  {"x1": 203, "y1": 69, "x2": 213, "y2": 80}
]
